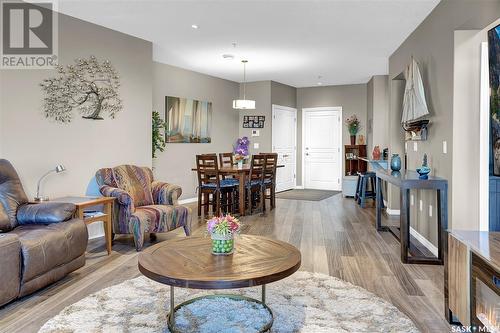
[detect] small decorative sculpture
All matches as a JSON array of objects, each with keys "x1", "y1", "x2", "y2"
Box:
[
  {"x1": 416, "y1": 153, "x2": 431, "y2": 179},
  {"x1": 372, "y1": 146, "x2": 381, "y2": 160},
  {"x1": 40, "y1": 56, "x2": 122, "y2": 123}
]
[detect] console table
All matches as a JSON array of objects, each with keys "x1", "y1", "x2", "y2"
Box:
[{"x1": 375, "y1": 169, "x2": 448, "y2": 264}]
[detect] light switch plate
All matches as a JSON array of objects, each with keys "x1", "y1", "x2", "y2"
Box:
[
  {"x1": 251, "y1": 130, "x2": 260, "y2": 137},
  {"x1": 253, "y1": 143, "x2": 259, "y2": 149},
  {"x1": 443, "y1": 141, "x2": 447, "y2": 154},
  {"x1": 419, "y1": 200, "x2": 423, "y2": 211},
  {"x1": 429, "y1": 205, "x2": 433, "y2": 217},
  {"x1": 411, "y1": 194, "x2": 414, "y2": 206},
  {"x1": 413, "y1": 142, "x2": 418, "y2": 152}
]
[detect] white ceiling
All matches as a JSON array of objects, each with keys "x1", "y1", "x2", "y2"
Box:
[{"x1": 57, "y1": 0, "x2": 440, "y2": 87}]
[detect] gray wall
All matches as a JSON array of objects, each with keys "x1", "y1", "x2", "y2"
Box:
[
  {"x1": 388, "y1": 0, "x2": 500, "y2": 245},
  {"x1": 296, "y1": 84, "x2": 368, "y2": 185},
  {"x1": 271, "y1": 81, "x2": 297, "y2": 108},
  {"x1": 153, "y1": 62, "x2": 240, "y2": 199},
  {"x1": 0, "y1": 13, "x2": 153, "y2": 238},
  {"x1": 0, "y1": 13, "x2": 153, "y2": 195},
  {"x1": 238, "y1": 81, "x2": 272, "y2": 155},
  {"x1": 367, "y1": 79, "x2": 374, "y2": 154}
]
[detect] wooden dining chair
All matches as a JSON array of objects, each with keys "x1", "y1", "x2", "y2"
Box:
[
  {"x1": 261, "y1": 153, "x2": 278, "y2": 211},
  {"x1": 219, "y1": 153, "x2": 234, "y2": 168},
  {"x1": 196, "y1": 154, "x2": 237, "y2": 217},
  {"x1": 246, "y1": 154, "x2": 266, "y2": 214},
  {"x1": 218, "y1": 152, "x2": 236, "y2": 181}
]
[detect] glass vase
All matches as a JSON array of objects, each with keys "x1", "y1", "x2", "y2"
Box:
[
  {"x1": 391, "y1": 154, "x2": 401, "y2": 171},
  {"x1": 211, "y1": 233, "x2": 234, "y2": 255}
]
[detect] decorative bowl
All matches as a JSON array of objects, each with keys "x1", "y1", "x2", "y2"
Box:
[{"x1": 416, "y1": 166, "x2": 431, "y2": 179}]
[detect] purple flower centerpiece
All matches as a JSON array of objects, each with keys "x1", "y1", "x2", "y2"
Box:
[
  {"x1": 233, "y1": 136, "x2": 250, "y2": 169},
  {"x1": 207, "y1": 214, "x2": 241, "y2": 255}
]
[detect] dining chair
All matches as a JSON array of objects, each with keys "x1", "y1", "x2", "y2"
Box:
[
  {"x1": 261, "y1": 153, "x2": 278, "y2": 211},
  {"x1": 246, "y1": 154, "x2": 266, "y2": 214},
  {"x1": 219, "y1": 152, "x2": 234, "y2": 168},
  {"x1": 218, "y1": 152, "x2": 237, "y2": 181},
  {"x1": 195, "y1": 154, "x2": 238, "y2": 217}
]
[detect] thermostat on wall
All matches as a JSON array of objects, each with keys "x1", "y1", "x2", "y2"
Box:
[{"x1": 251, "y1": 130, "x2": 260, "y2": 137}]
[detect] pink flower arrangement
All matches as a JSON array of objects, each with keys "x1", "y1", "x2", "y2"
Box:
[{"x1": 207, "y1": 214, "x2": 241, "y2": 236}]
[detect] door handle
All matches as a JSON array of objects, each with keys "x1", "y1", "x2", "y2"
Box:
[{"x1": 283, "y1": 154, "x2": 289, "y2": 158}]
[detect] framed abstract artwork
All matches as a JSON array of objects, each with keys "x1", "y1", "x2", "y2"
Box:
[
  {"x1": 242, "y1": 115, "x2": 265, "y2": 128},
  {"x1": 165, "y1": 96, "x2": 212, "y2": 143}
]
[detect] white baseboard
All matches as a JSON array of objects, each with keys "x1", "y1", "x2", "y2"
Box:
[
  {"x1": 179, "y1": 197, "x2": 198, "y2": 204},
  {"x1": 410, "y1": 227, "x2": 439, "y2": 257},
  {"x1": 386, "y1": 208, "x2": 400, "y2": 215},
  {"x1": 294, "y1": 185, "x2": 304, "y2": 189}
]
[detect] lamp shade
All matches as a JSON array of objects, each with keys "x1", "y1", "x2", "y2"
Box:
[{"x1": 232, "y1": 99, "x2": 256, "y2": 110}]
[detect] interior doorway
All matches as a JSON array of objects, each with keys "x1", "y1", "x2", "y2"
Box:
[
  {"x1": 302, "y1": 107, "x2": 343, "y2": 190},
  {"x1": 272, "y1": 105, "x2": 297, "y2": 192}
]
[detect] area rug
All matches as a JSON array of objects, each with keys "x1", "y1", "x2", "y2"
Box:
[
  {"x1": 39, "y1": 271, "x2": 419, "y2": 333},
  {"x1": 276, "y1": 189, "x2": 341, "y2": 201}
]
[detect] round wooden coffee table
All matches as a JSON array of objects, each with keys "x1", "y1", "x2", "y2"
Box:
[{"x1": 138, "y1": 235, "x2": 301, "y2": 333}]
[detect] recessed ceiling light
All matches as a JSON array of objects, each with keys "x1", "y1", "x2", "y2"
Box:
[
  {"x1": 222, "y1": 54, "x2": 235, "y2": 60},
  {"x1": 191, "y1": 24, "x2": 199, "y2": 29}
]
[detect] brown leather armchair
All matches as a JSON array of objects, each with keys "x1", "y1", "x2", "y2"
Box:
[{"x1": 0, "y1": 159, "x2": 88, "y2": 307}]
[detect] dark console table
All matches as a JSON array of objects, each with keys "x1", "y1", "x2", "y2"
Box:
[{"x1": 376, "y1": 169, "x2": 448, "y2": 264}]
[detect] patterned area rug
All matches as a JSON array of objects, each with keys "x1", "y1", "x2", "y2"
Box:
[
  {"x1": 275, "y1": 189, "x2": 341, "y2": 201},
  {"x1": 39, "y1": 271, "x2": 419, "y2": 333}
]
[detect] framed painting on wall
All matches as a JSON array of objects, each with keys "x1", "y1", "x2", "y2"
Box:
[{"x1": 165, "y1": 96, "x2": 212, "y2": 143}]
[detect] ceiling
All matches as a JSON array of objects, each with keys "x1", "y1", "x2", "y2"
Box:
[{"x1": 57, "y1": 0, "x2": 440, "y2": 87}]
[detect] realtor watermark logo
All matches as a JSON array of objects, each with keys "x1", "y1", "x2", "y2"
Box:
[{"x1": 1, "y1": 0, "x2": 58, "y2": 69}]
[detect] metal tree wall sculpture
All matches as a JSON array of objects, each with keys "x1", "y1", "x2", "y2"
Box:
[{"x1": 40, "y1": 56, "x2": 122, "y2": 123}]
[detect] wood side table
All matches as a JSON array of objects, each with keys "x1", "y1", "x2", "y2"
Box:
[{"x1": 53, "y1": 196, "x2": 115, "y2": 255}]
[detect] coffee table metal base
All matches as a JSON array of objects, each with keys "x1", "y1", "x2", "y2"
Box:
[{"x1": 168, "y1": 285, "x2": 273, "y2": 333}]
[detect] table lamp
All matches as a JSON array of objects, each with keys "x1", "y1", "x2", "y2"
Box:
[{"x1": 34, "y1": 164, "x2": 66, "y2": 202}]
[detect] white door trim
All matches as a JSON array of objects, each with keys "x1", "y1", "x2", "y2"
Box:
[
  {"x1": 272, "y1": 104, "x2": 297, "y2": 191},
  {"x1": 301, "y1": 106, "x2": 343, "y2": 190}
]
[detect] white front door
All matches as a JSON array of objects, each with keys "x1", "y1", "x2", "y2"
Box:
[
  {"x1": 272, "y1": 105, "x2": 297, "y2": 192},
  {"x1": 303, "y1": 107, "x2": 342, "y2": 190}
]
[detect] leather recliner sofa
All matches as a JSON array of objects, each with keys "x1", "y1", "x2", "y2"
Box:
[{"x1": 0, "y1": 159, "x2": 88, "y2": 307}]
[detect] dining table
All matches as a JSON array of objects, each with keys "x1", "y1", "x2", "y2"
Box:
[{"x1": 191, "y1": 164, "x2": 284, "y2": 216}]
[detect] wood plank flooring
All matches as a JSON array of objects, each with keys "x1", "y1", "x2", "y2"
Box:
[{"x1": 0, "y1": 194, "x2": 450, "y2": 333}]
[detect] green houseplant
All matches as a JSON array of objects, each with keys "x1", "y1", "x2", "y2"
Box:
[{"x1": 152, "y1": 111, "x2": 167, "y2": 158}]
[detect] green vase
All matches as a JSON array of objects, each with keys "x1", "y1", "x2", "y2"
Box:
[{"x1": 211, "y1": 233, "x2": 234, "y2": 255}]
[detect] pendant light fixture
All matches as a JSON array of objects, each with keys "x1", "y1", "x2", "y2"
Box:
[{"x1": 233, "y1": 60, "x2": 256, "y2": 110}]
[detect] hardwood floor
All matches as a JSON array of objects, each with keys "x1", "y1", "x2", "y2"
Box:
[{"x1": 0, "y1": 194, "x2": 450, "y2": 333}]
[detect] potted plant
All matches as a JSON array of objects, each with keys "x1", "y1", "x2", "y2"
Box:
[
  {"x1": 233, "y1": 136, "x2": 250, "y2": 169},
  {"x1": 152, "y1": 111, "x2": 167, "y2": 157},
  {"x1": 207, "y1": 214, "x2": 241, "y2": 255},
  {"x1": 345, "y1": 115, "x2": 361, "y2": 145}
]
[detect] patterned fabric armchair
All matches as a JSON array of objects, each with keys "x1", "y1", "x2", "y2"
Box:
[{"x1": 95, "y1": 165, "x2": 191, "y2": 251}]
